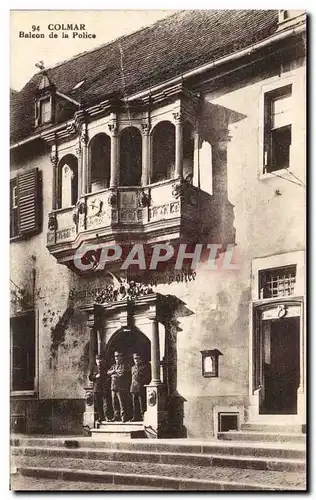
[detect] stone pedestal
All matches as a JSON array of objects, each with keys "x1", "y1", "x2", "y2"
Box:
[
  {"x1": 83, "y1": 381, "x2": 95, "y2": 433},
  {"x1": 143, "y1": 384, "x2": 168, "y2": 438}
]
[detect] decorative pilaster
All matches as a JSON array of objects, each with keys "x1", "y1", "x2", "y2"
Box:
[
  {"x1": 143, "y1": 312, "x2": 168, "y2": 438},
  {"x1": 149, "y1": 315, "x2": 161, "y2": 384},
  {"x1": 80, "y1": 123, "x2": 89, "y2": 194},
  {"x1": 76, "y1": 143, "x2": 82, "y2": 198},
  {"x1": 50, "y1": 145, "x2": 59, "y2": 210},
  {"x1": 108, "y1": 121, "x2": 119, "y2": 188},
  {"x1": 173, "y1": 111, "x2": 183, "y2": 179},
  {"x1": 83, "y1": 310, "x2": 98, "y2": 432},
  {"x1": 141, "y1": 122, "x2": 151, "y2": 186}
]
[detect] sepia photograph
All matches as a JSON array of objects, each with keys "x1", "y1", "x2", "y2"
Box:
[{"x1": 9, "y1": 8, "x2": 306, "y2": 491}]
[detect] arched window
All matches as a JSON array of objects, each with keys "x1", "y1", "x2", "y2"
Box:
[
  {"x1": 183, "y1": 121, "x2": 195, "y2": 183},
  {"x1": 120, "y1": 127, "x2": 142, "y2": 187},
  {"x1": 89, "y1": 133, "x2": 111, "y2": 193},
  {"x1": 58, "y1": 154, "x2": 78, "y2": 208},
  {"x1": 152, "y1": 121, "x2": 175, "y2": 183}
]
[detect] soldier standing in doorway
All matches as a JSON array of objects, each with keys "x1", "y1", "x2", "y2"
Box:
[
  {"x1": 107, "y1": 351, "x2": 129, "y2": 422},
  {"x1": 130, "y1": 353, "x2": 151, "y2": 421},
  {"x1": 89, "y1": 354, "x2": 112, "y2": 423}
]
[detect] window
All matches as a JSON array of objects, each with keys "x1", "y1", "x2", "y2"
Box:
[
  {"x1": 263, "y1": 85, "x2": 292, "y2": 173},
  {"x1": 10, "y1": 168, "x2": 42, "y2": 239},
  {"x1": 10, "y1": 179, "x2": 19, "y2": 238},
  {"x1": 35, "y1": 96, "x2": 53, "y2": 127},
  {"x1": 40, "y1": 97, "x2": 52, "y2": 124},
  {"x1": 259, "y1": 265, "x2": 297, "y2": 299},
  {"x1": 11, "y1": 311, "x2": 36, "y2": 392}
]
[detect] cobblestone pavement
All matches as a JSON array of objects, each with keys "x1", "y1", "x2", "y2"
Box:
[{"x1": 11, "y1": 474, "x2": 172, "y2": 491}]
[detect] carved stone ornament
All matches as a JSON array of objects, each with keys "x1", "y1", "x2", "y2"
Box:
[
  {"x1": 50, "y1": 154, "x2": 58, "y2": 168},
  {"x1": 80, "y1": 126, "x2": 89, "y2": 145},
  {"x1": 90, "y1": 198, "x2": 103, "y2": 216},
  {"x1": 85, "y1": 389, "x2": 94, "y2": 406},
  {"x1": 95, "y1": 278, "x2": 153, "y2": 305},
  {"x1": 78, "y1": 201, "x2": 86, "y2": 215},
  {"x1": 172, "y1": 111, "x2": 183, "y2": 123},
  {"x1": 172, "y1": 182, "x2": 184, "y2": 200},
  {"x1": 141, "y1": 122, "x2": 151, "y2": 135},
  {"x1": 108, "y1": 122, "x2": 118, "y2": 135},
  {"x1": 139, "y1": 192, "x2": 150, "y2": 208},
  {"x1": 147, "y1": 389, "x2": 157, "y2": 407},
  {"x1": 48, "y1": 213, "x2": 57, "y2": 231},
  {"x1": 108, "y1": 192, "x2": 117, "y2": 207},
  {"x1": 276, "y1": 304, "x2": 287, "y2": 318}
]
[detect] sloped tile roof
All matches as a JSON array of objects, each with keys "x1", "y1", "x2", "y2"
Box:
[{"x1": 10, "y1": 10, "x2": 279, "y2": 144}]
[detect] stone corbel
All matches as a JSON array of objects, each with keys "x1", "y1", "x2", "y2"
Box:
[
  {"x1": 141, "y1": 121, "x2": 151, "y2": 136},
  {"x1": 108, "y1": 121, "x2": 118, "y2": 136}
]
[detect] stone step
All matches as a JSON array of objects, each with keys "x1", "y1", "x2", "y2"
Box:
[
  {"x1": 11, "y1": 445, "x2": 306, "y2": 472},
  {"x1": 218, "y1": 431, "x2": 306, "y2": 444},
  {"x1": 240, "y1": 424, "x2": 306, "y2": 434},
  {"x1": 91, "y1": 421, "x2": 146, "y2": 440},
  {"x1": 11, "y1": 437, "x2": 306, "y2": 460},
  {"x1": 13, "y1": 457, "x2": 306, "y2": 490}
]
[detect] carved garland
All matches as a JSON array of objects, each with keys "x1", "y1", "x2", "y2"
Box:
[{"x1": 95, "y1": 279, "x2": 153, "y2": 305}]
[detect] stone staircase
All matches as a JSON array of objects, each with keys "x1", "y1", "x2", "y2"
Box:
[{"x1": 11, "y1": 424, "x2": 306, "y2": 491}]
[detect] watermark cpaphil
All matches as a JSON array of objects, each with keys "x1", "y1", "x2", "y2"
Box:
[{"x1": 73, "y1": 242, "x2": 239, "y2": 273}]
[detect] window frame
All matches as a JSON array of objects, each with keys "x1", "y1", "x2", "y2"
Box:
[
  {"x1": 10, "y1": 309, "x2": 38, "y2": 397},
  {"x1": 263, "y1": 84, "x2": 292, "y2": 175},
  {"x1": 10, "y1": 178, "x2": 19, "y2": 239},
  {"x1": 259, "y1": 78, "x2": 295, "y2": 180}
]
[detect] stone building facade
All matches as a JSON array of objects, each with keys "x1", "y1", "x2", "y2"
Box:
[{"x1": 10, "y1": 10, "x2": 306, "y2": 438}]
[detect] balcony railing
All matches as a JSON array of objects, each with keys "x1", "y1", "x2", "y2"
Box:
[{"x1": 47, "y1": 178, "x2": 210, "y2": 265}]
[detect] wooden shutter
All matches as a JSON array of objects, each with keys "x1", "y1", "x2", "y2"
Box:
[{"x1": 17, "y1": 168, "x2": 41, "y2": 235}]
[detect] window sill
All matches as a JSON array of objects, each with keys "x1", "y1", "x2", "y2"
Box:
[
  {"x1": 11, "y1": 390, "x2": 38, "y2": 398},
  {"x1": 10, "y1": 234, "x2": 23, "y2": 243},
  {"x1": 259, "y1": 168, "x2": 290, "y2": 180}
]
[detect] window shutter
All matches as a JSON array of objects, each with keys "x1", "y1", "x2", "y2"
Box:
[{"x1": 17, "y1": 168, "x2": 41, "y2": 235}]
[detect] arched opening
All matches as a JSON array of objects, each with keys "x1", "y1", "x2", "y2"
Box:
[
  {"x1": 183, "y1": 121, "x2": 195, "y2": 183},
  {"x1": 152, "y1": 121, "x2": 175, "y2": 183},
  {"x1": 104, "y1": 326, "x2": 151, "y2": 369},
  {"x1": 58, "y1": 154, "x2": 78, "y2": 208},
  {"x1": 119, "y1": 127, "x2": 142, "y2": 187},
  {"x1": 89, "y1": 133, "x2": 111, "y2": 193},
  {"x1": 102, "y1": 327, "x2": 151, "y2": 421}
]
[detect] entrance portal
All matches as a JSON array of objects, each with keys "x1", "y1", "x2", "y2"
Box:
[
  {"x1": 103, "y1": 327, "x2": 151, "y2": 421},
  {"x1": 261, "y1": 317, "x2": 300, "y2": 415},
  {"x1": 104, "y1": 327, "x2": 151, "y2": 368}
]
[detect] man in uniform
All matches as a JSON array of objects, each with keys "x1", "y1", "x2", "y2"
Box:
[
  {"x1": 107, "y1": 351, "x2": 129, "y2": 422},
  {"x1": 89, "y1": 354, "x2": 112, "y2": 423},
  {"x1": 130, "y1": 353, "x2": 151, "y2": 421}
]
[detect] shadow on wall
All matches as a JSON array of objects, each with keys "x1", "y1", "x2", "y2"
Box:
[
  {"x1": 197, "y1": 100, "x2": 247, "y2": 249},
  {"x1": 163, "y1": 295, "x2": 194, "y2": 438}
]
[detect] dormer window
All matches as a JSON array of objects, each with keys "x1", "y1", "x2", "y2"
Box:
[
  {"x1": 35, "y1": 73, "x2": 55, "y2": 127},
  {"x1": 278, "y1": 10, "x2": 305, "y2": 29}
]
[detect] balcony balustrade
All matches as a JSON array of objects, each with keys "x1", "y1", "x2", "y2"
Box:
[{"x1": 46, "y1": 178, "x2": 211, "y2": 267}]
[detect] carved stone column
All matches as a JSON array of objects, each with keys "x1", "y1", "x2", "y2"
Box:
[
  {"x1": 173, "y1": 112, "x2": 183, "y2": 179},
  {"x1": 50, "y1": 145, "x2": 59, "y2": 210},
  {"x1": 80, "y1": 123, "x2": 89, "y2": 194},
  {"x1": 83, "y1": 310, "x2": 98, "y2": 432},
  {"x1": 76, "y1": 143, "x2": 82, "y2": 199},
  {"x1": 150, "y1": 316, "x2": 161, "y2": 384},
  {"x1": 141, "y1": 122, "x2": 151, "y2": 186},
  {"x1": 108, "y1": 121, "x2": 119, "y2": 188},
  {"x1": 143, "y1": 313, "x2": 168, "y2": 438}
]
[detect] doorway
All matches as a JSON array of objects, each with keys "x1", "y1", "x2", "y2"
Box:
[
  {"x1": 261, "y1": 317, "x2": 300, "y2": 415},
  {"x1": 103, "y1": 327, "x2": 151, "y2": 420}
]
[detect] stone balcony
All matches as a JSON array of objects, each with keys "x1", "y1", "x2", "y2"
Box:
[{"x1": 47, "y1": 178, "x2": 212, "y2": 268}]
